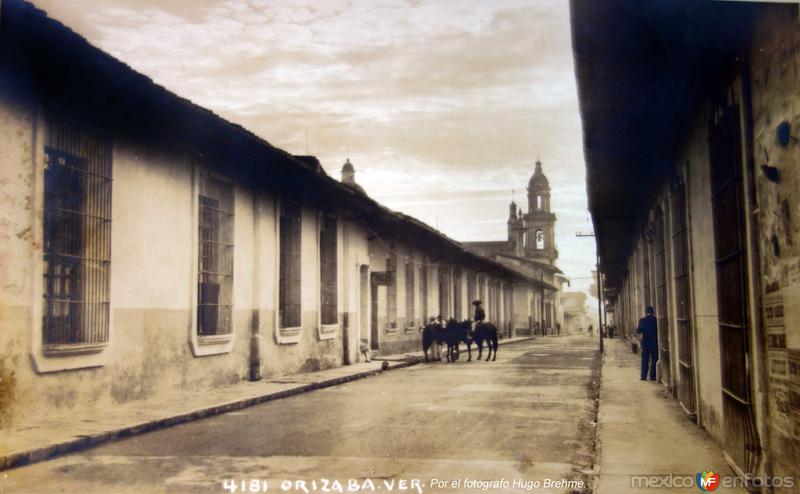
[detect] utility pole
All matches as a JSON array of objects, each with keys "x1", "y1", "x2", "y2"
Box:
[
  {"x1": 596, "y1": 255, "x2": 604, "y2": 354},
  {"x1": 576, "y1": 231, "x2": 603, "y2": 353},
  {"x1": 540, "y1": 268, "x2": 545, "y2": 337}
]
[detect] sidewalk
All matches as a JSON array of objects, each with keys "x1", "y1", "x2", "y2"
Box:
[
  {"x1": 0, "y1": 335, "x2": 534, "y2": 471},
  {"x1": 595, "y1": 338, "x2": 746, "y2": 493}
]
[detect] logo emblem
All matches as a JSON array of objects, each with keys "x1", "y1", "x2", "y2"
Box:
[{"x1": 696, "y1": 470, "x2": 720, "y2": 491}]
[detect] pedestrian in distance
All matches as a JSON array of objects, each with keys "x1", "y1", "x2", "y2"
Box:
[{"x1": 638, "y1": 306, "x2": 658, "y2": 381}]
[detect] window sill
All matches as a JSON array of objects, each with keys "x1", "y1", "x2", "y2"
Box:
[
  {"x1": 318, "y1": 324, "x2": 338, "y2": 341},
  {"x1": 198, "y1": 334, "x2": 233, "y2": 346},
  {"x1": 32, "y1": 343, "x2": 110, "y2": 373},
  {"x1": 276, "y1": 326, "x2": 302, "y2": 345},
  {"x1": 385, "y1": 326, "x2": 398, "y2": 335},
  {"x1": 405, "y1": 326, "x2": 418, "y2": 334},
  {"x1": 43, "y1": 342, "x2": 108, "y2": 356},
  {"x1": 191, "y1": 333, "x2": 234, "y2": 357}
]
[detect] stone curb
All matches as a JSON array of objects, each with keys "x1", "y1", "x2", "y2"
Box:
[{"x1": 0, "y1": 359, "x2": 419, "y2": 472}]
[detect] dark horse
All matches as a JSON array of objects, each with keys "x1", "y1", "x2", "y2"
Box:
[
  {"x1": 422, "y1": 319, "x2": 473, "y2": 362},
  {"x1": 421, "y1": 321, "x2": 444, "y2": 362},
  {"x1": 442, "y1": 319, "x2": 472, "y2": 362},
  {"x1": 471, "y1": 321, "x2": 499, "y2": 361}
]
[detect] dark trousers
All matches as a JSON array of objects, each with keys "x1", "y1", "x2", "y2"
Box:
[{"x1": 641, "y1": 345, "x2": 658, "y2": 380}]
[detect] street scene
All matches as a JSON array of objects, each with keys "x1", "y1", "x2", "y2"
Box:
[
  {"x1": 1, "y1": 0, "x2": 799, "y2": 493},
  {"x1": 1, "y1": 337, "x2": 599, "y2": 494}
]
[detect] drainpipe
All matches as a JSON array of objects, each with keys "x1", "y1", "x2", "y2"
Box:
[
  {"x1": 342, "y1": 222, "x2": 351, "y2": 365},
  {"x1": 249, "y1": 194, "x2": 262, "y2": 381},
  {"x1": 596, "y1": 255, "x2": 604, "y2": 354},
  {"x1": 540, "y1": 268, "x2": 545, "y2": 336}
]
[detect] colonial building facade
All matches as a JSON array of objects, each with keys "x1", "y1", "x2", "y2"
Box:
[
  {"x1": 573, "y1": 1, "x2": 800, "y2": 490},
  {"x1": 0, "y1": 0, "x2": 548, "y2": 432}
]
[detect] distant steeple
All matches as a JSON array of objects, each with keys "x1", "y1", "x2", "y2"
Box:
[
  {"x1": 341, "y1": 158, "x2": 355, "y2": 184},
  {"x1": 528, "y1": 159, "x2": 550, "y2": 191},
  {"x1": 524, "y1": 159, "x2": 556, "y2": 264},
  {"x1": 341, "y1": 159, "x2": 366, "y2": 195}
]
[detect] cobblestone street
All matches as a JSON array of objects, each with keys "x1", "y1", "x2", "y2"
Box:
[{"x1": 1, "y1": 336, "x2": 599, "y2": 494}]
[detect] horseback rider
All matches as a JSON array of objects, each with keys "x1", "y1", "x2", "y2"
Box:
[{"x1": 472, "y1": 299, "x2": 485, "y2": 332}]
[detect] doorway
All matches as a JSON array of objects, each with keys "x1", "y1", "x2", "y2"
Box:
[
  {"x1": 671, "y1": 180, "x2": 697, "y2": 417},
  {"x1": 370, "y1": 273, "x2": 379, "y2": 351},
  {"x1": 359, "y1": 265, "x2": 369, "y2": 356},
  {"x1": 708, "y1": 94, "x2": 759, "y2": 476},
  {"x1": 653, "y1": 207, "x2": 671, "y2": 390}
]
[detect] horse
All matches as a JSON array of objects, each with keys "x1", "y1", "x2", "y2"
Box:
[
  {"x1": 471, "y1": 321, "x2": 499, "y2": 361},
  {"x1": 421, "y1": 321, "x2": 445, "y2": 362},
  {"x1": 441, "y1": 319, "x2": 472, "y2": 362}
]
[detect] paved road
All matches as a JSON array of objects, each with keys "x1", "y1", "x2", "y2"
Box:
[{"x1": 1, "y1": 335, "x2": 600, "y2": 494}]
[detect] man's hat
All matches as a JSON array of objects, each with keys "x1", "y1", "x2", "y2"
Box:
[{"x1": 472, "y1": 300, "x2": 482, "y2": 306}]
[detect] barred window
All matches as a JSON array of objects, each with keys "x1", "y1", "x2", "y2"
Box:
[
  {"x1": 467, "y1": 273, "x2": 476, "y2": 306},
  {"x1": 319, "y1": 214, "x2": 337, "y2": 326},
  {"x1": 489, "y1": 281, "x2": 499, "y2": 323},
  {"x1": 420, "y1": 264, "x2": 428, "y2": 322},
  {"x1": 280, "y1": 200, "x2": 302, "y2": 328},
  {"x1": 453, "y1": 268, "x2": 462, "y2": 320},
  {"x1": 198, "y1": 174, "x2": 234, "y2": 336},
  {"x1": 438, "y1": 267, "x2": 450, "y2": 317},
  {"x1": 43, "y1": 121, "x2": 112, "y2": 348},
  {"x1": 386, "y1": 254, "x2": 397, "y2": 329},
  {"x1": 405, "y1": 260, "x2": 415, "y2": 327}
]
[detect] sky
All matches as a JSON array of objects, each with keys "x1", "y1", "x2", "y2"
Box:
[{"x1": 32, "y1": 0, "x2": 598, "y2": 300}]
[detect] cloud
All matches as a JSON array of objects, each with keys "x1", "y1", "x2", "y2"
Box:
[{"x1": 30, "y1": 0, "x2": 595, "y2": 296}]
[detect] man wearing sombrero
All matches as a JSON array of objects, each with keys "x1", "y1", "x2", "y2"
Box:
[{"x1": 472, "y1": 299, "x2": 486, "y2": 331}]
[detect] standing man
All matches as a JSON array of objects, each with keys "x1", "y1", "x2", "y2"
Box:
[
  {"x1": 472, "y1": 300, "x2": 485, "y2": 331},
  {"x1": 637, "y1": 306, "x2": 658, "y2": 381}
]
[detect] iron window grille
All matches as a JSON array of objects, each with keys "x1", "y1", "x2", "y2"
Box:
[
  {"x1": 386, "y1": 254, "x2": 397, "y2": 329},
  {"x1": 438, "y1": 267, "x2": 450, "y2": 317},
  {"x1": 198, "y1": 174, "x2": 234, "y2": 336},
  {"x1": 709, "y1": 100, "x2": 760, "y2": 476},
  {"x1": 43, "y1": 121, "x2": 112, "y2": 349},
  {"x1": 671, "y1": 181, "x2": 696, "y2": 416},
  {"x1": 420, "y1": 264, "x2": 428, "y2": 322},
  {"x1": 466, "y1": 273, "x2": 476, "y2": 310},
  {"x1": 319, "y1": 213, "x2": 338, "y2": 326},
  {"x1": 488, "y1": 281, "x2": 498, "y2": 323},
  {"x1": 279, "y1": 200, "x2": 302, "y2": 329},
  {"x1": 654, "y1": 208, "x2": 671, "y2": 389},
  {"x1": 452, "y1": 268, "x2": 462, "y2": 320},
  {"x1": 405, "y1": 260, "x2": 415, "y2": 327}
]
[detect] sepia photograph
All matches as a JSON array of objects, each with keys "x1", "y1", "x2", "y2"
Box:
[{"x1": 0, "y1": 0, "x2": 798, "y2": 492}]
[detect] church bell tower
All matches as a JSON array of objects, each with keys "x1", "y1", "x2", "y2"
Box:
[{"x1": 524, "y1": 160, "x2": 557, "y2": 265}]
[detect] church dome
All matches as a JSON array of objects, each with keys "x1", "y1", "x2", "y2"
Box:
[
  {"x1": 342, "y1": 158, "x2": 355, "y2": 174},
  {"x1": 527, "y1": 160, "x2": 549, "y2": 190}
]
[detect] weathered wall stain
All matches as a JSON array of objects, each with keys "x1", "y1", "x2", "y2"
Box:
[
  {"x1": 751, "y1": 7, "x2": 800, "y2": 488},
  {"x1": 0, "y1": 356, "x2": 17, "y2": 429},
  {"x1": 700, "y1": 400, "x2": 721, "y2": 439}
]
